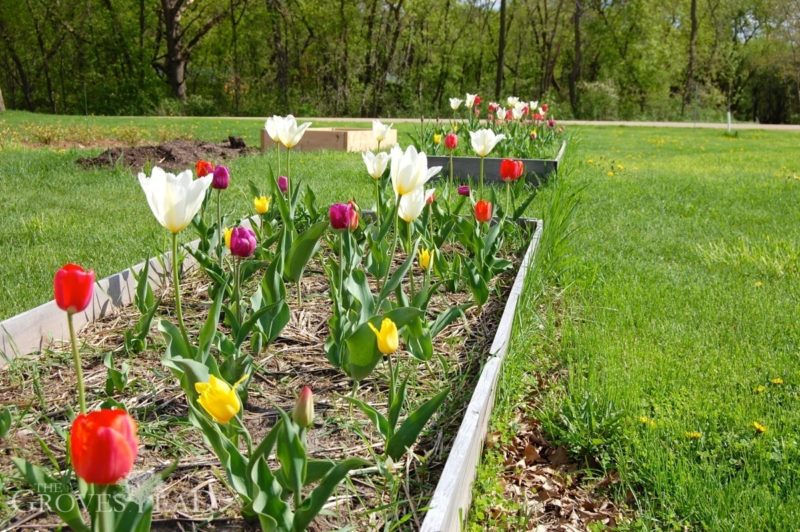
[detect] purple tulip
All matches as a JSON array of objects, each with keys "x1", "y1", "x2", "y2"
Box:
[
  {"x1": 212, "y1": 165, "x2": 230, "y2": 190},
  {"x1": 457, "y1": 185, "x2": 470, "y2": 197},
  {"x1": 278, "y1": 175, "x2": 289, "y2": 194},
  {"x1": 547, "y1": 118, "x2": 556, "y2": 128},
  {"x1": 229, "y1": 226, "x2": 257, "y2": 258},
  {"x1": 329, "y1": 202, "x2": 355, "y2": 230}
]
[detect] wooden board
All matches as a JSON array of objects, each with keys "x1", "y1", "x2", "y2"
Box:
[
  {"x1": 260, "y1": 127, "x2": 397, "y2": 153},
  {"x1": 421, "y1": 219, "x2": 543, "y2": 532},
  {"x1": 0, "y1": 218, "x2": 258, "y2": 365}
]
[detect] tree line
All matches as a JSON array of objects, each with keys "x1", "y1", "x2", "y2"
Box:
[{"x1": 1, "y1": 0, "x2": 798, "y2": 123}]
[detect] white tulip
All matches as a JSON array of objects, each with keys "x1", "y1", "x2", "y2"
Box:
[
  {"x1": 529, "y1": 100, "x2": 539, "y2": 111},
  {"x1": 511, "y1": 106, "x2": 525, "y2": 120},
  {"x1": 372, "y1": 119, "x2": 394, "y2": 143},
  {"x1": 264, "y1": 115, "x2": 282, "y2": 142},
  {"x1": 469, "y1": 129, "x2": 506, "y2": 157},
  {"x1": 362, "y1": 150, "x2": 390, "y2": 180},
  {"x1": 398, "y1": 186, "x2": 428, "y2": 222},
  {"x1": 389, "y1": 145, "x2": 442, "y2": 197},
  {"x1": 449, "y1": 98, "x2": 463, "y2": 110},
  {"x1": 277, "y1": 115, "x2": 311, "y2": 149},
  {"x1": 465, "y1": 93, "x2": 478, "y2": 108},
  {"x1": 138, "y1": 166, "x2": 212, "y2": 234},
  {"x1": 507, "y1": 96, "x2": 520, "y2": 106}
]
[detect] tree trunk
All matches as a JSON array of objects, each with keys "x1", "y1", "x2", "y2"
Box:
[
  {"x1": 495, "y1": 0, "x2": 506, "y2": 100},
  {"x1": 0, "y1": 87, "x2": 5, "y2": 112},
  {"x1": 568, "y1": 0, "x2": 582, "y2": 115},
  {"x1": 682, "y1": 0, "x2": 698, "y2": 115}
]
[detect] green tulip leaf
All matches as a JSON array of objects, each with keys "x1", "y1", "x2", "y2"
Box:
[
  {"x1": 293, "y1": 457, "x2": 370, "y2": 531},
  {"x1": 12, "y1": 458, "x2": 89, "y2": 532},
  {"x1": 284, "y1": 220, "x2": 328, "y2": 283},
  {"x1": 386, "y1": 389, "x2": 448, "y2": 461}
]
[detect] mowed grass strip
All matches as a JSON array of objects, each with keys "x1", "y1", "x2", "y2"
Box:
[{"x1": 472, "y1": 126, "x2": 800, "y2": 528}]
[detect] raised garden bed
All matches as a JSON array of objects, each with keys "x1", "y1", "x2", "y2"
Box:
[
  {"x1": 260, "y1": 128, "x2": 397, "y2": 153},
  {"x1": 0, "y1": 216, "x2": 541, "y2": 530},
  {"x1": 428, "y1": 141, "x2": 567, "y2": 185}
]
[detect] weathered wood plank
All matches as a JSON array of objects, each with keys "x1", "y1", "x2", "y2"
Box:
[
  {"x1": 421, "y1": 219, "x2": 543, "y2": 532},
  {"x1": 260, "y1": 128, "x2": 397, "y2": 153}
]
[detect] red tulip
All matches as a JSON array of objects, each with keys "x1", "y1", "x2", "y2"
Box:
[
  {"x1": 70, "y1": 409, "x2": 138, "y2": 485},
  {"x1": 473, "y1": 95, "x2": 482, "y2": 107},
  {"x1": 54, "y1": 264, "x2": 95, "y2": 314},
  {"x1": 541, "y1": 103, "x2": 549, "y2": 113},
  {"x1": 329, "y1": 202, "x2": 353, "y2": 230},
  {"x1": 488, "y1": 102, "x2": 500, "y2": 114},
  {"x1": 196, "y1": 160, "x2": 214, "y2": 178},
  {"x1": 444, "y1": 133, "x2": 458, "y2": 151},
  {"x1": 499, "y1": 159, "x2": 525, "y2": 182},
  {"x1": 474, "y1": 200, "x2": 492, "y2": 223}
]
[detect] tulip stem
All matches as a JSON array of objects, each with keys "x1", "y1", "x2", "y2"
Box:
[
  {"x1": 506, "y1": 182, "x2": 511, "y2": 217},
  {"x1": 374, "y1": 178, "x2": 381, "y2": 227},
  {"x1": 338, "y1": 232, "x2": 345, "y2": 298},
  {"x1": 297, "y1": 281, "x2": 302, "y2": 306},
  {"x1": 171, "y1": 233, "x2": 190, "y2": 347},
  {"x1": 380, "y1": 201, "x2": 400, "y2": 294},
  {"x1": 216, "y1": 190, "x2": 223, "y2": 270},
  {"x1": 234, "y1": 258, "x2": 242, "y2": 326},
  {"x1": 67, "y1": 312, "x2": 86, "y2": 415},
  {"x1": 406, "y1": 221, "x2": 415, "y2": 300},
  {"x1": 479, "y1": 156, "x2": 485, "y2": 197},
  {"x1": 448, "y1": 153, "x2": 454, "y2": 195}
]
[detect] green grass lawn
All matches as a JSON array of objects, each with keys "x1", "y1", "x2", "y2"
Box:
[
  {"x1": 472, "y1": 127, "x2": 800, "y2": 529},
  {"x1": 2, "y1": 111, "x2": 800, "y2": 528}
]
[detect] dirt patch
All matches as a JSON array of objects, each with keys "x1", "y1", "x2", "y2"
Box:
[{"x1": 76, "y1": 137, "x2": 255, "y2": 172}]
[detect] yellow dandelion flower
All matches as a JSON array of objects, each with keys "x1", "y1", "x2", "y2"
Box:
[
  {"x1": 685, "y1": 431, "x2": 702, "y2": 440},
  {"x1": 638, "y1": 416, "x2": 656, "y2": 428},
  {"x1": 586, "y1": 159, "x2": 594, "y2": 164},
  {"x1": 616, "y1": 163, "x2": 624, "y2": 170},
  {"x1": 754, "y1": 385, "x2": 767, "y2": 394},
  {"x1": 607, "y1": 171, "x2": 615, "y2": 177},
  {"x1": 754, "y1": 280, "x2": 763, "y2": 288},
  {"x1": 752, "y1": 421, "x2": 767, "y2": 434},
  {"x1": 771, "y1": 377, "x2": 784, "y2": 385}
]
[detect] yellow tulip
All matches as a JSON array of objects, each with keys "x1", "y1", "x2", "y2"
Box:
[
  {"x1": 195, "y1": 375, "x2": 247, "y2": 424},
  {"x1": 419, "y1": 248, "x2": 433, "y2": 270},
  {"x1": 433, "y1": 133, "x2": 442, "y2": 145},
  {"x1": 224, "y1": 227, "x2": 233, "y2": 249},
  {"x1": 368, "y1": 318, "x2": 399, "y2": 355},
  {"x1": 253, "y1": 195, "x2": 271, "y2": 214}
]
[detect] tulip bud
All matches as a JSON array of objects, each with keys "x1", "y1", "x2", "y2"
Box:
[
  {"x1": 70, "y1": 409, "x2": 138, "y2": 485},
  {"x1": 196, "y1": 159, "x2": 214, "y2": 178},
  {"x1": 278, "y1": 175, "x2": 289, "y2": 194},
  {"x1": 541, "y1": 103, "x2": 549, "y2": 113},
  {"x1": 224, "y1": 227, "x2": 233, "y2": 249},
  {"x1": 499, "y1": 159, "x2": 525, "y2": 182},
  {"x1": 195, "y1": 375, "x2": 247, "y2": 424},
  {"x1": 547, "y1": 119, "x2": 556, "y2": 128},
  {"x1": 253, "y1": 195, "x2": 271, "y2": 214},
  {"x1": 530, "y1": 130, "x2": 538, "y2": 140},
  {"x1": 329, "y1": 202, "x2": 356, "y2": 230},
  {"x1": 293, "y1": 386, "x2": 314, "y2": 429},
  {"x1": 474, "y1": 200, "x2": 492, "y2": 223},
  {"x1": 229, "y1": 227, "x2": 257, "y2": 258},
  {"x1": 444, "y1": 133, "x2": 458, "y2": 151},
  {"x1": 457, "y1": 185, "x2": 470, "y2": 197},
  {"x1": 419, "y1": 248, "x2": 433, "y2": 270},
  {"x1": 54, "y1": 264, "x2": 95, "y2": 314},
  {"x1": 368, "y1": 318, "x2": 399, "y2": 355},
  {"x1": 348, "y1": 200, "x2": 360, "y2": 230},
  {"x1": 433, "y1": 133, "x2": 442, "y2": 145},
  {"x1": 473, "y1": 95, "x2": 482, "y2": 107},
  {"x1": 212, "y1": 165, "x2": 230, "y2": 190}
]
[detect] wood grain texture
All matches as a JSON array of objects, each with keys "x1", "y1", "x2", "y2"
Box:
[{"x1": 261, "y1": 127, "x2": 397, "y2": 152}]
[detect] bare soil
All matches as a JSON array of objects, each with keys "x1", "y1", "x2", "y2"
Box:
[
  {"x1": 0, "y1": 250, "x2": 513, "y2": 531},
  {"x1": 76, "y1": 138, "x2": 255, "y2": 172}
]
